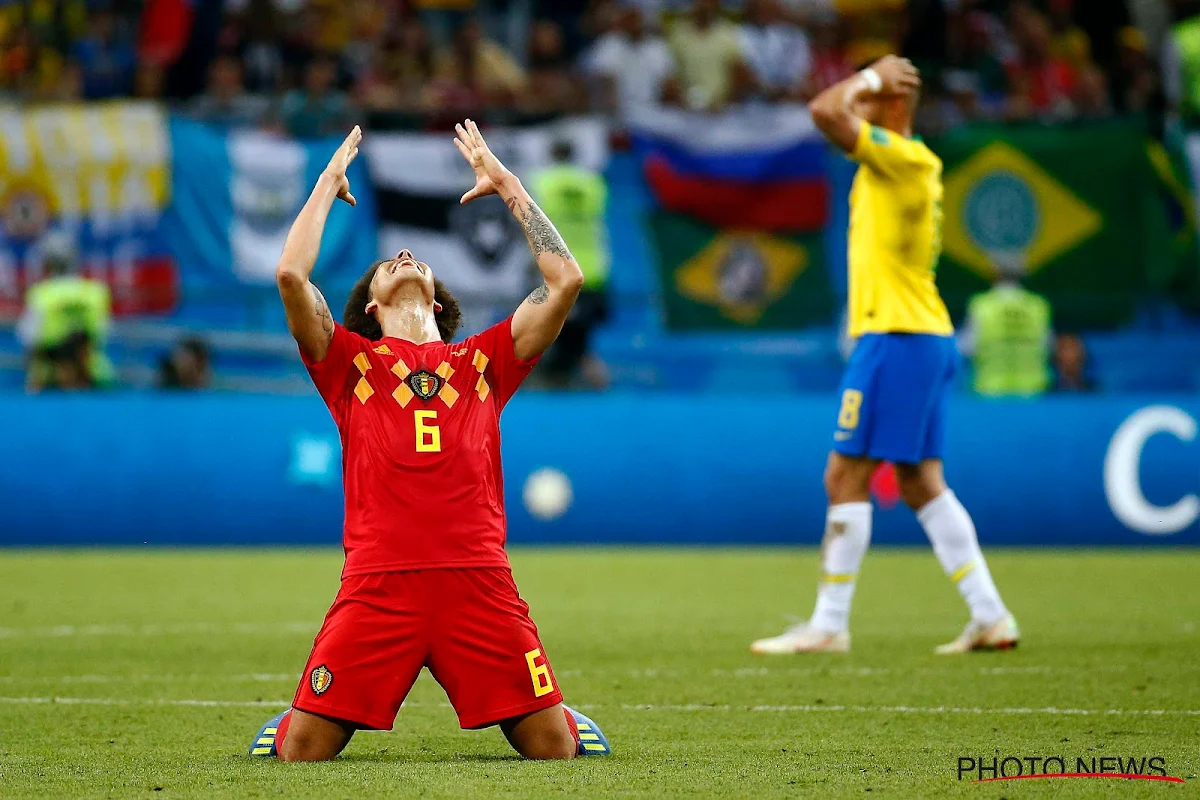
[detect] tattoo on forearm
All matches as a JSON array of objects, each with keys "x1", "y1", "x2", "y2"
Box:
[
  {"x1": 515, "y1": 200, "x2": 573, "y2": 260},
  {"x1": 312, "y1": 284, "x2": 334, "y2": 338},
  {"x1": 527, "y1": 283, "x2": 550, "y2": 305}
]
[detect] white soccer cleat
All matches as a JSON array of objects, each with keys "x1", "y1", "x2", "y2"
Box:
[
  {"x1": 935, "y1": 614, "x2": 1020, "y2": 654},
  {"x1": 750, "y1": 623, "x2": 850, "y2": 654}
]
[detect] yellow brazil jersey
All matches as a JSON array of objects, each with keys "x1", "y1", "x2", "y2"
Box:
[{"x1": 846, "y1": 121, "x2": 953, "y2": 338}]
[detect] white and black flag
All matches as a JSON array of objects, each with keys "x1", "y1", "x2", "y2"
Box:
[{"x1": 365, "y1": 119, "x2": 609, "y2": 325}]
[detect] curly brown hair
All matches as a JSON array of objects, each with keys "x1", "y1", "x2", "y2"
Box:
[{"x1": 343, "y1": 260, "x2": 463, "y2": 343}]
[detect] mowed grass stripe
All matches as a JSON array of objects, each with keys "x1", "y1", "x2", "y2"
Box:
[{"x1": 0, "y1": 548, "x2": 1196, "y2": 799}]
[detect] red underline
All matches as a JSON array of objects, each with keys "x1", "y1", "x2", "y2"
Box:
[{"x1": 974, "y1": 773, "x2": 1185, "y2": 784}]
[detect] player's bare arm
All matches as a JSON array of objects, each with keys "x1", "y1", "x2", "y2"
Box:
[
  {"x1": 276, "y1": 125, "x2": 362, "y2": 363},
  {"x1": 453, "y1": 119, "x2": 584, "y2": 361},
  {"x1": 809, "y1": 55, "x2": 920, "y2": 153}
]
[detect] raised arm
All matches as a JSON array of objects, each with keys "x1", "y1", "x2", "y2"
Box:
[
  {"x1": 809, "y1": 55, "x2": 919, "y2": 154},
  {"x1": 276, "y1": 126, "x2": 361, "y2": 363},
  {"x1": 453, "y1": 120, "x2": 584, "y2": 361}
]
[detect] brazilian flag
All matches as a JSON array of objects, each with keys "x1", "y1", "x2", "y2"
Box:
[
  {"x1": 1144, "y1": 131, "x2": 1200, "y2": 313},
  {"x1": 931, "y1": 121, "x2": 1172, "y2": 330},
  {"x1": 648, "y1": 212, "x2": 833, "y2": 330}
]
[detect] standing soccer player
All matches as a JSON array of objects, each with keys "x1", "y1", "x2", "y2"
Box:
[
  {"x1": 750, "y1": 57, "x2": 1019, "y2": 655},
  {"x1": 248, "y1": 121, "x2": 610, "y2": 760}
]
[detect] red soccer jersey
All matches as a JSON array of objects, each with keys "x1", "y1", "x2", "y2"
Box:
[{"x1": 302, "y1": 317, "x2": 538, "y2": 577}]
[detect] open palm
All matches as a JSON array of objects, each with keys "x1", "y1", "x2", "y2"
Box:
[
  {"x1": 325, "y1": 125, "x2": 362, "y2": 207},
  {"x1": 454, "y1": 119, "x2": 514, "y2": 205}
]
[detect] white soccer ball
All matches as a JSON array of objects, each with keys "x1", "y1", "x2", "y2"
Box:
[{"x1": 523, "y1": 467, "x2": 573, "y2": 521}]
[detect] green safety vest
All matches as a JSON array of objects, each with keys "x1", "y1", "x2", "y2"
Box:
[
  {"x1": 25, "y1": 276, "x2": 115, "y2": 384},
  {"x1": 531, "y1": 165, "x2": 609, "y2": 290},
  {"x1": 1174, "y1": 17, "x2": 1200, "y2": 122},
  {"x1": 967, "y1": 285, "x2": 1051, "y2": 397}
]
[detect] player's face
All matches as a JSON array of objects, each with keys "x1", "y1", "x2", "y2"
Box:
[{"x1": 369, "y1": 249, "x2": 438, "y2": 309}]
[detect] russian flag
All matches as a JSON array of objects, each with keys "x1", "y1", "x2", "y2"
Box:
[{"x1": 630, "y1": 106, "x2": 830, "y2": 233}]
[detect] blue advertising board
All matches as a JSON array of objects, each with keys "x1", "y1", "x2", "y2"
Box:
[{"x1": 1, "y1": 394, "x2": 1197, "y2": 547}]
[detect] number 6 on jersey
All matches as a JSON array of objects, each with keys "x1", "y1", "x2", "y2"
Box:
[{"x1": 415, "y1": 410, "x2": 441, "y2": 452}]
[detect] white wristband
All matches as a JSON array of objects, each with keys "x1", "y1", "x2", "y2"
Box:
[{"x1": 859, "y1": 68, "x2": 883, "y2": 94}]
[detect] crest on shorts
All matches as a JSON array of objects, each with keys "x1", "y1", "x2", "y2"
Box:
[
  {"x1": 829, "y1": 521, "x2": 847, "y2": 536},
  {"x1": 408, "y1": 370, "x2": 441, "y2": 401},
  {"x1": 310, "y1": 665, "x2": 333, "y2": 695}
]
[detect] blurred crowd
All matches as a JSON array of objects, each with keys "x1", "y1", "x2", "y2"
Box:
[{"x1": 0, "y1": 0, "x2": 1189, "y2": 134}]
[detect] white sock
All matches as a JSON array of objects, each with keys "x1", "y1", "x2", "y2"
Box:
[
  {"x1": 917, "y1": 490, "x2": 1008, "y2": 625},
  {"x1": 809, "y1": 502, "x2": 872, "y2": 634}
]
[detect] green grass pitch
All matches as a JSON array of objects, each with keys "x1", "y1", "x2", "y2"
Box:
[{"x1": 0, "y1": 548, "x2": 1197, "y2": 798}]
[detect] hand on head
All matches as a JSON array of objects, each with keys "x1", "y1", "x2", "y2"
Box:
[{"x1": 872, "y1": 55, "x2": 921, "y2": 99}]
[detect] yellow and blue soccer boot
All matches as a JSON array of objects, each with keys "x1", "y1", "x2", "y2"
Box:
[
  {"x1": 565, "y1": 706, "x2": 611, "y2": 756},
  {"x1": 248, "y1": 708, "x2": 290, "y2": 757}
]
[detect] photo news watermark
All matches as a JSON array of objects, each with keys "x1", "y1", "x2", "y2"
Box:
[{"x1": 958, "y1": 755, "x2": 1185, "y2": 784}]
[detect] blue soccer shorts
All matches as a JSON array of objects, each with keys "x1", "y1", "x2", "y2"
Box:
[{"x1": 831, "y1": 332, "x2": 957, "y2": 465}]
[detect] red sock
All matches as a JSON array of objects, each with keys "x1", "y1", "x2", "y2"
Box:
[
  {"x1": 274, "y1": 709, "x2": 293, "y2": 758},
  {"x1": 562, "y1": 707, "x2": 580, "y2": 750}
]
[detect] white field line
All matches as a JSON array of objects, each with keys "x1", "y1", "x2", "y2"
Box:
[
  {"x1": 0, "y1": 697, "x2": 291, "y2": 708},
  {"x1": 0, "y1": 622, "x2": 317, "y2": 638},
  {"x1": 0, "y1": 665, "x2": 1132, "y2": 685},
  {"x1": 0, "y1": 696, "x2": 1196, "y2": 717},
  {"x1": 617, "y1": 704, "x2": 1200, "y2": 717},
  {"x1": 0, "y1": 674, "x2": 298, "y2": 684}
]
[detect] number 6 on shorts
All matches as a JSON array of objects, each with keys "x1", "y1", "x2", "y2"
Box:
[{"x1": 524, "y1": 648, "x2": 555, "y2": 697}]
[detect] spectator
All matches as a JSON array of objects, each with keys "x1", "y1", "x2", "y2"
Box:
[
  {"x1": 189, "y1": 55, "x2": 269, "y2": 128},
  {"x1": 358, "y1": 20, "x2": 439, "y2": 114},
  {"x1": 71, "y1": 5, "x2": 135, "y2": 99},
  {"x1": 1162, "y1": 0, "x2": 1200, "y2": 123},
  {"x1": 159, "y1": 338, "x2": 213, "y2": 390},
  {"x1": 944, "y1": 8, "x2": 1010, "y2": 116},
  {"x1": 18, "y1": 233, "x2": 115, "y2": 393},
  {"x1": 580, "y1": 0, "x2": 623, "y2": 43},
  {"x1": 1052, "y1": 333, "x2": 1097, "y2": 392},
  {"x1": 960, "y1": 258, "x2": 1053, "y2": 398},
  {"x1": 45, "y1": 59, "x2": 85, "y2": 103},
  {"x1": 739, "y1": 0, "x2": 811, "y2": 102},
  {"x1": 132, "y1": 62, "x2": 165, "y2": 99},
  {"x1": 584, "y1": 6, "x2": 674, "y2": 119},
  {"x1": 1005, "y1": 4, "x2": 1078, "y2": 120},
  {"x1": 139, "y1": 0, "x2": 197, "y2": 71},
  {"x1": 281, "y1": 55, "x2": 352, "y2": 139},
  {"x1": 433, "y1": 18, "x2": 525, "y2": 111},
  {"x1": 413, "y1": 0, "x2": 476, "y2": 47},
  {"x1": 930, "y1": 70, "x2": 984, "y2": 131},
  {"x1": 0, "y1": 24, "x2": 39, "y2": 98},
  {"x1": 339, "y1": 0, "x2": 391, "y2": 85},
  {"x1": 804, "y1": 14, "x2": 853, "y2": 98},
  {"x1": 1074, "y1": 62, "x2": 1113, "y2": 117},
  {"x1": 1112, "y1": 25, "x2": 1159, "y2": 114},
  {"x1": 225, "y1": 0, "x2": 287, "y2": 93},
  {"x1": 531, "y1": 139, "x2": 610, "y2": 390},
  {"x1": 534, "y1": 0, "x2": 593, "y2": 58},
  {"x1": 32, "y1": 331, "x2": 95, "y2": 393},
  {"x1": 1, "y1": 0, "x2": 87, "y2": 99},
  {"x1": 666, "y1": 0, "x2": 745, "y2": 111},
  {"x1": 521, "y1": 20, "x2": 582, "y2": 116}
]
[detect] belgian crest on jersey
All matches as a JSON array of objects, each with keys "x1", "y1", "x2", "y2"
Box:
[
  {"x1": 408, "y1": 370, "x2": 442, "y2": 401},
  {"x1": 310, "y1": 665, "x2": 333, "y2": 695}
]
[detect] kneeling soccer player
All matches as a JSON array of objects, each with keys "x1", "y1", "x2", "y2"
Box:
[
  {"x1": 750, "y1": 57, "x2": 1018, "y2": 656},
  {"x1": 249, "y1": 121, "x2": 610, "y2": 761}
]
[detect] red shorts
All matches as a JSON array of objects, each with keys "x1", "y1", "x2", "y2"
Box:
[{"x1": 291, "y1": 568, "x2": 564, "y2": 731}]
